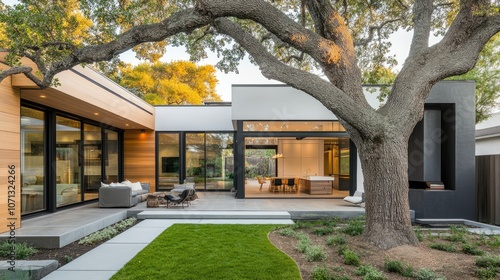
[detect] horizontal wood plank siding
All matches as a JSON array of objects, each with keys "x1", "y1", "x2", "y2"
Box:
[
  {"x1": 0, "y1": 77, "x2": 21, "y2": 233},
  {"x1": 124, "y1": 130, "x2": 156, "y2": 192}
]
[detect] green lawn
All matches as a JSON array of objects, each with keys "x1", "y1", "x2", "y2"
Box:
[{"x1": 111, "y1": 224, "x2": 301, "y2": 280}]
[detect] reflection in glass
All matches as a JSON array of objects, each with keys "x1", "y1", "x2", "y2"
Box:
[
  {"x1": 21, "y1": 107, "x2": 46, "y2": 214},
  {"x1": 186, "y1": 133, "x2": 205, "y2": 189},
  {"x1": 56, "y1": 116, "x2": 82, "y2": 207},
  {"x1": 206, "y1": 133, "x2": 234, "y2": 190},
  {"x1": 83, "y1": 124, "x2": 101, "y2": 201},
  {"x1": 158, "y1": 133, "x2": 180, "y2": 190},
  {"x1": 105, "y1": 129, "x2": 119, "y2": 183},
  {"x1": 243, "y1": 121, "x2": 345, "y2": 132}
]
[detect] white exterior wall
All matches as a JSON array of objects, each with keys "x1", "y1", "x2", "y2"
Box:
[
  {"x1": 155, "y1": 106, "x2": 234, "y2": 131},
  {"x1": 476, "y1": 138, "x2": 500, "y2": 156},
  {"x1": 231, "y1": 85, "x2": 338, "y2": 120}
]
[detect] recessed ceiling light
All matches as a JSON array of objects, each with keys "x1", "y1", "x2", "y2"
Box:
[
  {"x1": 125, "y1": 124, "x2": 129, "y2": 126},
  {"x1": 94, "y1": 112, "x2": 99, "y2": 115},
  {"x1": 40, "y1": 95, "x2": 46, "y2": 98}
]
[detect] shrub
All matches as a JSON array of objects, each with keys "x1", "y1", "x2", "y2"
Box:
[
  {"x1": 384, "y1": 259, "x2": 414, "y2": 277},
  {"x1": 0, "y1": 241, "x2": 38, "y2": 260},
  {"x1": 294, "y1": 232, "x2": 311, "y2": 253},
  {"x1": 475, "y1": 267, "x2": 498, "y2": 279},
  {"x1": 326, "y1": 235, "x2": 346, "y2": 246},
  {"x1": 305, "y1": 245, "x2": 327, "y2": 262},
  {"x1": 340, "y1": 218, "x2": 364, "y2": 236},
  {"x1": 337, "y1": 244, "x2": 348, "y2": 256},
  {"x1": 462, "y1": 243, "x2": 485, "y2": 256},
  {"x1": 446, "y1": 225, "x2": 467, "y2": 243},
  {"x1": 429, "y1": 242, "x2": 456, "y2": 252},
  {"x1": 314, "y1": 227, "x2": 335, "y2": 236},
  {"x1": 311, "y1": 265, "x2": 331, "y2": 280},
  {"x1": 278, "y1": 227, "x2": 296, "y2": 237},
  {"x1": 487, "y1": 235, "x2": 500, "y2": 247},
  {"x1": 414, "y1": 226, "x2": 424, "y2": 242},
  {"x1": 355, "y1": 265, "x2": 387, "y2": 280},
  {"x1": 475, "y1": 254, "x2": 500, "y2": 268},
  {"x1": 292, "y1": 221, "x2": 317, "y2": 229},
  {"x1": 342, "y1": 249, "x2": 361, "y2": 266},
  {"x1": 321, "y1": 218, "x2": 339, "y2": 227},
  {"x1": 415, "y1": 268, "x2": 446, "y2": 280},
  {"x1": 79, "y1": 217, "x2": 137, "y2": 245}
]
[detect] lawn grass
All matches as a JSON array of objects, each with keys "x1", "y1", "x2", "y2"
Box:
[{"x1": 111, "y1": 224, "x2": 301, "y2": 280}]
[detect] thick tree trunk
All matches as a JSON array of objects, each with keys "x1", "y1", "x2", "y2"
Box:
[{"x1": 357, "y1": 137, "x2": 419, "y2": 249}]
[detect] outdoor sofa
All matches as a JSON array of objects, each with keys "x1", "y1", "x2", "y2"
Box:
[{"x1": 99, "y1": 181, "x2": 150, "y2": 208}]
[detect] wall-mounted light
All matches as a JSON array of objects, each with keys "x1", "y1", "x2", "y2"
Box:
[{"x1": 141, "y1": 129, "x2": 145, "y2": 133}]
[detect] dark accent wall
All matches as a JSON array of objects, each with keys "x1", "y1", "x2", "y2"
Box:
[{"x1": 408, "y1": 81, "x2": 476, "y2": 220}]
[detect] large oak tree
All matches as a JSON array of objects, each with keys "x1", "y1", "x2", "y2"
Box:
[{"x1": 1, "y1": 0, "x2": 499, "y2": 249}]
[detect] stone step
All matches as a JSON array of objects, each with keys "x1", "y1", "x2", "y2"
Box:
[{"x1": 137, "y1": 210, "x2": 291, "y2": 220}]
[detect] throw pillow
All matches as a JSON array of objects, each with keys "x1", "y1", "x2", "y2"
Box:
[
  {"x1": 130, "y1": 182, "x2": 143, "y2": 191},
  {"x1": 101, "y1": 182, "x2": 110, "y2": 188}
]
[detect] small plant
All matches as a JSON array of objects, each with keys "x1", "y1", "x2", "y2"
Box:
[
  {"x1": 342, "y1": 249, "x2": 361, "y2": 266},
  {"x1": 292, "y1": 221, "x2": 317, "y2": 229},
  {"x1": 0, "y1": 241, "x2": 38, "y2": 260},
  {"x1": 311, "y1": 265, "x2": 331, "y2": 280},
  {"x1": 79, "y1": 217, "x2": 137, "y2": 245},
  {"x1": 321, "y1": 217, "x2": 339, "y2": 227},
  {"x1": 304, "y1": 245, "x2": 327, "y2": 262},
  {"x1": 475, "y1": 267, "x2": 498, "y2": 279},
  {"x1": 337, "y1": 244, "x2": 348, "y2": 256},
  {"x1": 487, "y1": 235, "x2": 500, "y2": 247},
  {"x1": 414, "y1": 226, "x2": 424, "y2": 242},
  {"x1": 340, "y1": 218, "x2": 364, "y2": 236},
  {"x1": 62, "y1": 255, "x2": 73, "y2": 264},
  {"x1": 278, "y1": 227, "x2": 296, "y2": 237},
  {"x1": 314, "y1": 226, "x2": 335, "y2": 236},
  {"x1": 294, "y1": 232, "x2": 311, "y2": 253},
  {"x1": 475, "y1": 254, "x2": 500, "y2": 268},
  {"x1": 429, "y1": 242, "x2": 456, "y2": 252},
  {"x1": 355, "y1": 265, "x2": 387, "y2": 280},
  {"x1": 326, "y1": 234, "x2": 346, "y2": 246},
  {"x1": 462, "y1": 243, "x2": 485, "y2": 256},
  {"x1": 384, "y1": 259, "x2": 414, "y2": 277},
  {"x1": 415, "y1": 268, "x2": 446, "y2": 280},
  {"x1": 446, "y1": 225, "x2": 467, "y2": 243}
]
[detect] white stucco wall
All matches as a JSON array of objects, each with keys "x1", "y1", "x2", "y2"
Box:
[{"x1": 154, "y1": 105, "x2": 234, "y2": 131}]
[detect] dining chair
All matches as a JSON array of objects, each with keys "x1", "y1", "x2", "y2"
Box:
[
  {"x1": 286, "y1": 178, "x2": 297, "y2": 192},
  {"x1": 257, "y1": 176, "x2": 267, "y2": 191},
  {"x1": 271, "y1": 178, "x2": 283, "y2": 193}
]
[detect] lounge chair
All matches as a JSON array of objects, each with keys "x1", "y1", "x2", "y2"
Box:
[
  {"x1": 343, "y1": 191, "x2": 365, "y2": 206},
  {"x1": 165, "y1": 189, "x2": 191, "y2": 208}
]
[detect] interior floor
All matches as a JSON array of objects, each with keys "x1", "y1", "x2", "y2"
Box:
[{"x1": 244, "y1": 178, "x2": 349, "y2": 198}]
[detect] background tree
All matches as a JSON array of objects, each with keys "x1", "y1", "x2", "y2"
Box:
[
  {"x1": 118, "y1": 61, "x2": 220, "y2": 105},
  {"x1": 1, "y1": 0, "x2": 500, "y2": 249}
]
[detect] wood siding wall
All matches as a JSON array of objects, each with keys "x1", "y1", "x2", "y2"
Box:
[
  {"x1": 477, "y1": 155, "x2": 500, "y2": 225},
  {"x1": 0, "y1": 77, "x2": 21, "y2": 233},
  {"x1": 124, "y1": 130, "x2": 156, "y2": 191}
]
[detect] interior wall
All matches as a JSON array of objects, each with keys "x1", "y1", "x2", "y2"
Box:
[
  {"x1": 0, "y1": 77, "x2": 21, "y2": 233},
  {"x1": 124, "y1": 130, "x2": 155, "y2": 191},
  {"x1": 277, "y1": 139, "x2": 324, "y2": 177}
]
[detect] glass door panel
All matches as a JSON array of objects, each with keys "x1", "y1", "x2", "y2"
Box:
[
  {"x1": 83, "y1": 124, "x2": 101, "y2": 201},
  {"x1": 158, "y1": 133, "x2": 180, "y2": 190},
  {"x1": 104, "y1": 129, "x2": 119, "y2": 183},
  {"x1": 21, "y1": 107, "x2": 46, "y2": 214},
  {"x1": 56, "y1": 116, "x2": 82, "y2": 207},
  {"x1": 186, "y1": 133, "x2": 205, "y2": 189},
  {"x1": 206, "y1": 133, "x2": 234, "y2": 190}
]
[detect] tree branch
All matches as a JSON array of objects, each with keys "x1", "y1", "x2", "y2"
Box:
[
  {"x1": 213, "y1": 17, "x2": 381, "y2": 140},
  {"x1": 354, "y1": 18, "x2": 404, "y2": 47},
  {"x1": 409, "y1": 0, "x2": 433, "y2": 57},
  {"x1": 0, "y1": 8, "x2": 213, "y2": 87}
]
